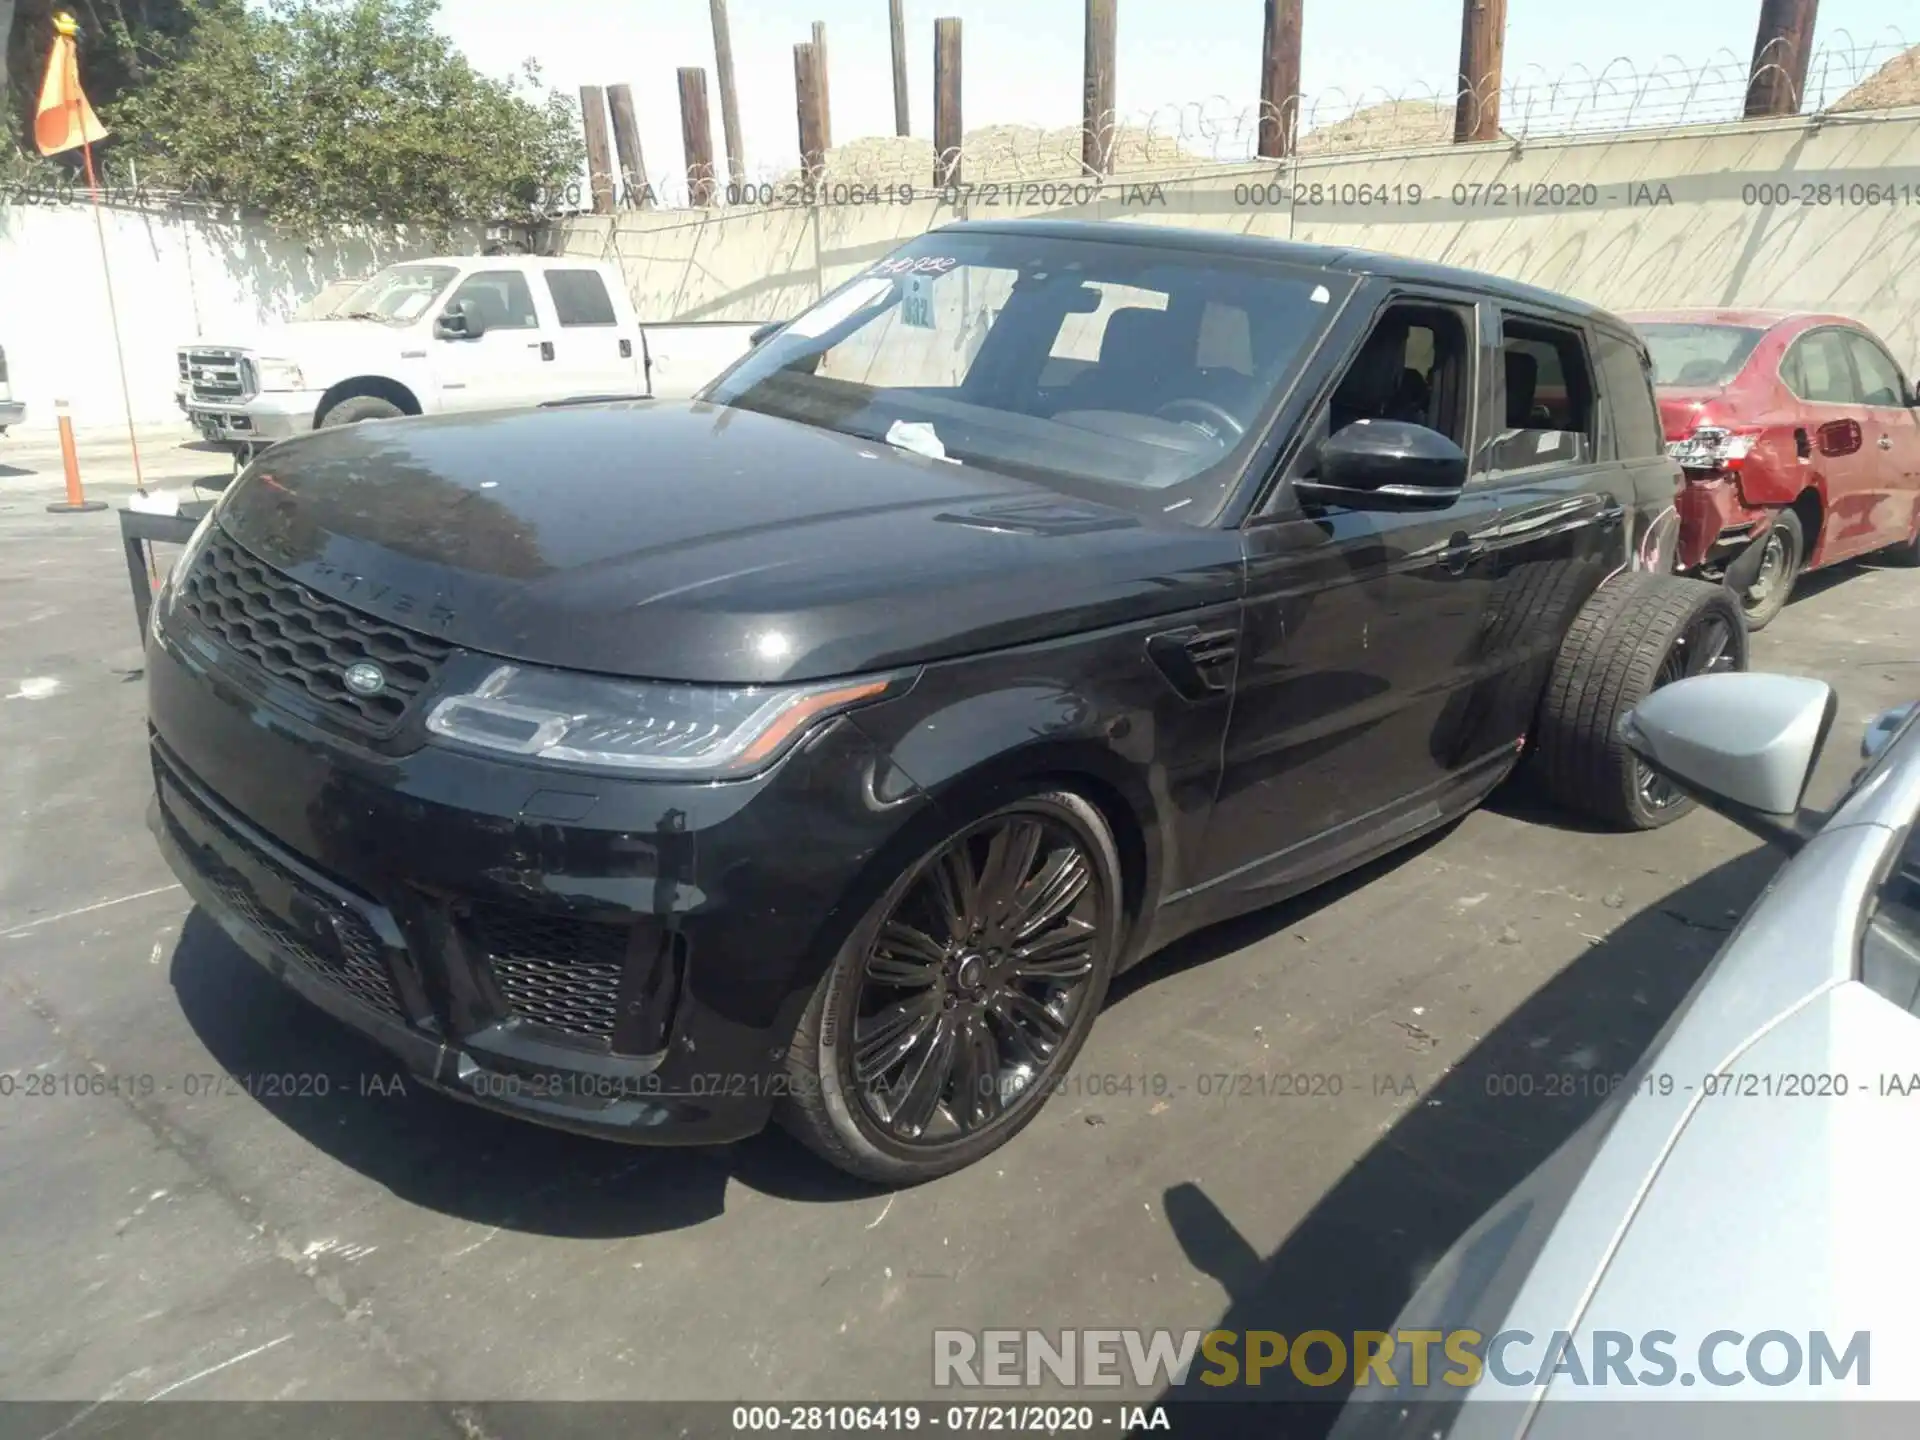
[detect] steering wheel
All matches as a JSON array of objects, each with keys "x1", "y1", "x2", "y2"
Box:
[{"x1": 1153, "y1": 398, "x2": 1245, "y2": 442}]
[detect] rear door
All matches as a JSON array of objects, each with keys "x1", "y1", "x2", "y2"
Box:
[
  {"x1": 1839, "y1": 328, "x2": 1920, "y2": 550},
  {"x1": 541, "y1": 267, "x2": 644, "y2": 401},
  {"x1": 1780, "y1": 326, "x2": 1877, "y2": 563},
  {"x1": 1196, "y1": 286, "x2": 1503, "y2": 905}
]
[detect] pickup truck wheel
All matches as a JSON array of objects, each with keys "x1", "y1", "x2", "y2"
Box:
[
  {"x1": 317, "y1": 395, "x2": 405, "y2": 428},
  {"x1": 1534, "y1": 572, "x2": 1749, "y2": 831},
  {"x1": 1735, "y1": 509, "x2": 1802, "y2": 631},
  {"x1": 779, "y1": 789, "x2": 1122, "y2": 1185}
]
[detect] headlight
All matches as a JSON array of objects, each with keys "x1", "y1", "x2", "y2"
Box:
[
  {"x1": 253, "y1": 357, "x2": 306, "y2": 391},
  {"x1": 425, "y1": 664, "x2": 908, "y2": 777}
]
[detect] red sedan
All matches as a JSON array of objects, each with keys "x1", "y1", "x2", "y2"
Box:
[{"x1": 1624, "y1": 309, "x2": 1920, "y2": 628}]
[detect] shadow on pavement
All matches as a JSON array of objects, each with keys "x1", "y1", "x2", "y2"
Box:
[
  {"x1": 167, "y1": 909, "x2": 885, "y2": 1240},
  {"x1": 1148, "y1": 842, "x2": 1782, "y2": 1437}
]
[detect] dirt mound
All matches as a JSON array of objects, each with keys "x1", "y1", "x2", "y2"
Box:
[
  {"x1": 1827, "y1": 42, "x2": 1920, "y2": 112},
  {"x1": 1297, "y1": 98, "x2": 1512, "y2": 154}
]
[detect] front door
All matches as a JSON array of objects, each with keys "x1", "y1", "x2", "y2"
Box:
[
  {"x1": 1196, "y1": 294, "x2": 1501, "y2": 906},
  {"x1": 430, "y1": 268, "x2": 554, "y2": 413},
  {"x1": 1782, "y1": 327, "x2": 1877, "y2": 564}
]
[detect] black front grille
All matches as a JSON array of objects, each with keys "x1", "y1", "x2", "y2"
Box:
[
  {"x1": 468, "y1": 905, "x2": 631, "y2": 1042},
  {"x1": 178, "y1": 531, "x2": 452, "y2": 732},
  {"x1": 159, "y1": 775, "x2": 405, "y2": 1021}
]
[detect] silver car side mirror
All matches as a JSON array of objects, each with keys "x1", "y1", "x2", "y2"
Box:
[
  {"x1": 1864, "y1": 703, "x2": 1918, "y2": 762},
  {"x1": 1620, "y1": 672, "x2": 1838, "y2": 853}
]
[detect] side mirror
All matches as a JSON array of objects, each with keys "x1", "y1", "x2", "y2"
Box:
[
  {"x1": 435, "y1": 298, "x2": 486, "y2": 340},
  {"x1": 1864, "y1": 703, "x2": 1918, "y2": 761},
  {"x1": 1620, "y1": 672, "x2": 1838, "y2": 853},
  {"x1": 749, "y1": 321, "x2": 783, "y2": 347},
  {"x1": 1294, "y1": 420, "x2": 1467, "y2": 513}
]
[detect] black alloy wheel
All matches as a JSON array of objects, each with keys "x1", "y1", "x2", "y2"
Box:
[{"x1": 781, "y1": 790, "x2": 1122, "y2": 1183}]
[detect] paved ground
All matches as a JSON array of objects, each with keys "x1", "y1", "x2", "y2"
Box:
[{"x1": 1, "y1": 429, "x2": 1915, "y2": 1428}]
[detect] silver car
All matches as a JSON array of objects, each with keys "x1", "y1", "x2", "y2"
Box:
[{"x1": 1330, "y1": 672, "x2": 1920, "y2": 1438}]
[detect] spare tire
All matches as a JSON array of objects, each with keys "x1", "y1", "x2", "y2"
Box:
[{"x1": 1533, "y1": 571, "x2": 1749, "y2": 831}]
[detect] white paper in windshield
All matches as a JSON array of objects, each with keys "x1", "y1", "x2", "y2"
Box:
[
  {"x1": 392, "y1": 292, "x2": 431, "y2": 320},
  {"x1": 786, "y1": 277, "x2": 893, "y2": 339},
  {"x1": 885, "y1": 421, "x2": 957, "y2": 463}
]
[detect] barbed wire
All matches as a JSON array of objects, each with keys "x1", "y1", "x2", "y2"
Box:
[{"x1": 590, "y1": 25, "x2": 1915, "y2": 212}]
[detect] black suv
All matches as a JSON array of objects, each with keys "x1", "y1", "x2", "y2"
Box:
[{"x1": 146, "y1": 220, "x2": 1746, "y2": 1183}]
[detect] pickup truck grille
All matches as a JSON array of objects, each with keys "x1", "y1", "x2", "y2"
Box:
[
  {"x1": 180, "y1": 348, "x2": 255, "y2": 404},
  {"x1": 176, "y1": 530, "x2": 454, "y2": 733}
]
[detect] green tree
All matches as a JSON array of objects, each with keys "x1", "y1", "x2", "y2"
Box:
[{"x1": 107, "y1": 0, "x2": 582, "y2": 231}]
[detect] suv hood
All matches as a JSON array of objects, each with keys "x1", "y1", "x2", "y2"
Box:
[{"x1": 212, "y1": 402, "x2": 1241, "y2": 684}]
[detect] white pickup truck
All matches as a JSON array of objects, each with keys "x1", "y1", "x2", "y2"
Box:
[{"x1": 176, "y1": 255, "x2": 769, "y2": 453}]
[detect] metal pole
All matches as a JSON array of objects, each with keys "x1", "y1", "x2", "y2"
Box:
[{"x1": 75, "y1": 133, "x2": 143, "y2": 500}]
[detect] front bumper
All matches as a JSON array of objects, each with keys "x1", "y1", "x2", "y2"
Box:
[
  {"x1": 145, "y1": 598, "x2": 932, "y2": 1145},
  {"x1": 0, "y1": 399, "x2": 24, "y2": 430},
  {"x1": 182, "y1": 391, "x2": 323, "y2": 446}
]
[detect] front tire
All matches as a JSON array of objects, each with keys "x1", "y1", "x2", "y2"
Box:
[
  {"x1": 1534, "y1": 572, "x2": 1749, "y2": 831},
  {"x1": 1735, "y1": 509, "x2": 1803, "y2": 631},
  {"x1": 317, "y1": 395, "x2": 405, "y2": 428},
  {"x1": 780, "y1": 788, "x2": 1123, "y2": 1184}
]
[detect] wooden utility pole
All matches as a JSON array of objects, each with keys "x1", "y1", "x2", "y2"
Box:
[
  {"x1": 1745, "y1": 0, "x2": 1820, "y2": 118},
  {"x1": 579, "y1": 84, "x2": 617, "y2": 213},
  {"x1": 812, "y1": 21, "x2": 834, "y2": 151},
  {"x1": 934, "y1": 18, "x2": 963, "y2": 188},
  {"x1": 709, "y1": 0, "x2": 746, "y2": 187},
  {"x1": 679, "y1": 68, "x2": 718, "y2": 206},
  {"x1": 794, "y1": 42, "x2": 828, "y2": 180},
  {"x1": 1453, "y1": 0, "x2": 1508, "y2": 143},
  {"x1": 889, "y1": 0, "x2": 910, "y2": 136},
  {"x1": 606, "y1": 84, "x2": 652, "y2": 208},
  {"x1": 1082, "y1": 0, "x2": 1117, "y2": 176},
  {"x1": 1257, "y1": 0, "x2": 1303, "y2": 160}
]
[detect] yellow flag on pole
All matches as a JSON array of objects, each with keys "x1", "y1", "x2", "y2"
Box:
[{"x1": 34, "y1": 13, "x2": 110, "y2": 157}]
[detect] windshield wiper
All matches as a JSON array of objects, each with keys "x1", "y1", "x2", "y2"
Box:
[{"x1": 339, "y1": 309, "x2": 393, "y2": 322}]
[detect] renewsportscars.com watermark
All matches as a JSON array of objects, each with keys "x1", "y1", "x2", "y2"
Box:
[{"x1": 932, "y1": 1328, "x2": 1872, "y2": 1391}]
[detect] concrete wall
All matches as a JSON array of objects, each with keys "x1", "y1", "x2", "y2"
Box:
[
  {"x1": 0, "y1": 202, "x2": 476, "y2": 433},
  {"x1": 559, "y1": 109, "x2": 1920, "y2": 373}
]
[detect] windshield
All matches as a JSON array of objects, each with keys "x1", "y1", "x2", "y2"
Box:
[
  {"x1": 704, "y1": 232, "x2": 1351, "y2": 521},
  {"x1": 1637, "y1": 323, "x2": 1767, "y2": 388},
  {"x1": 336, "y1": 264, "x2": 460, "y2": 324}
]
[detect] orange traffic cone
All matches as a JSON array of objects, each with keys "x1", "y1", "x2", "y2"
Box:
[{"x1": 47, "y1": 401, "x2": 107, "y2": 514}]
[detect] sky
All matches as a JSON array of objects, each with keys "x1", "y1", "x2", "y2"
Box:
[{"x1": 432, "y1": 0, "x2": 1913, "y2": 195}]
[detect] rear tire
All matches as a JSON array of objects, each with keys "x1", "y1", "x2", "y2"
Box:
[
  {"x1": 1534, "y1": 572, "x2": 1749, "y2": 831},
  {"x1": 1735, "y1": 509, "x2": 1803, "y2": 631},
  {"x1": 779, "y1": 788, "x2": 1123, "y2": 1185},
  {"x1": 317, "y1": 395, "x2": 405, "y2": 428}
]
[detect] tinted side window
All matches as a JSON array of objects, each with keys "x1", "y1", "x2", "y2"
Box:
[
  {"x1": 1784, "y1": 331, "x2": 1858, "y2": 404},
  {"x1": 545, "y1": 270, "x2": 618, "y2": 327},
  {"x1": 1843, "y1": 332, "x2": 1907, "y2": 408},
  {"x1": 1321, "y1": 302, "x2": 1473, "y2": 452},
  {"x1": 1595, "y1": 328, "x2": 1666, "y2": 458},
  {"x1": 1489, "y1": 318, "x2": 1595, "y2": 473},
  {"x1": 446, "y1": 270, "x2": 540, "y2": 331}
]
